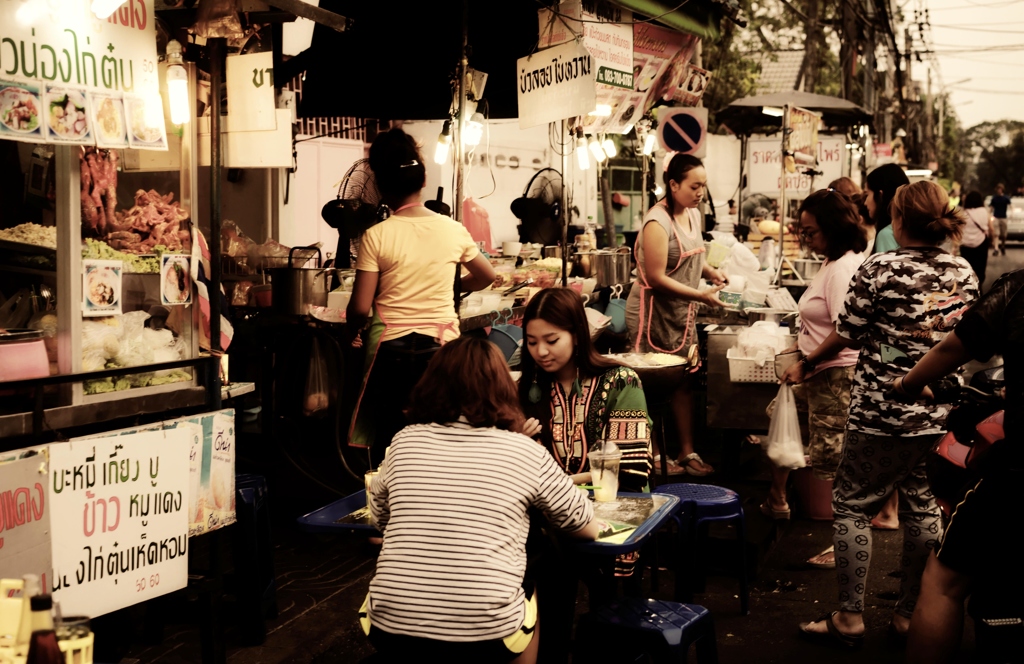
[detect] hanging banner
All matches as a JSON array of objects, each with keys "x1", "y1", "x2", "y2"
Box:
[
  {"x1": 789, "y1": 106, "x2": 821, "y2": 166},
  {"x1": 748, "y1": 135, "x2": 844, "y2": 196},
  {"x1": 0, "y1": 0, "x2": 162, "y2": 148},
  {"x1": 517, "y1": 40, "x2": 596, "y2": 130},
  {"x1": 49, "y1": 429, "x2": 190, "y2": 617},
  {"x1": 225, "y1": 52, "x2": 276, "y2": 132},
  {"x1": 0, "y1": 453, "x2": 52, "y2": 584},
  {"x1": 538, "y1": 1, "x2": 633, "y2": 90}
]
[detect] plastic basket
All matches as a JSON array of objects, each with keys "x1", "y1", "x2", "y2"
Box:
[
  {"x1": 726, "y1": 347, "x2": 778, "y2": 383},
  {"x1": 58, "y1": 632, "x2": 94, "y2": 663}
]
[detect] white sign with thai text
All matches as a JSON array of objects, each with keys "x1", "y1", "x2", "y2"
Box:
[
  {"x1": 538, "y1": 1, "x2": 633, "y2": 90},
  {"x1": 748, "y1": 135, "x2": 845, "y2": 196},
  {"x1": 225, "y1": 52, "x2": 276, "y2": 132},
  {"x1": 49, "y1": 429, "x2": 189, "y2": 617},
  {"x1": 517, "y1": 40, "x2": 596, "y2": 130},
  {"x1": 0, "y1": 454, "x2": 52, "y2": 583}
]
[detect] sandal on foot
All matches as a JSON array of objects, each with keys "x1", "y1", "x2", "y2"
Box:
[
  {"x1": 759, "y1": 500, "x2": 791, "y2": 520},
  {"x1": 681, "y1": 452, "x2": 713, "y2": 476},
  {"x1": 799, "y1": 612, "x2": 864, "y2": 650},
  {"x1": 871, "y1": 517, "x2": 899, "y2": 531},
  {"x1": 662, "y1": 458, "x2": 688, "y2": 475},
  {"x1": 806, "y1": 545, "x2": 835, "y2": 569}
]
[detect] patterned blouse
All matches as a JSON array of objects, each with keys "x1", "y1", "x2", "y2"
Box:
[{"x1": 548, "y1": 366, "x2": 653, "y2": 492}]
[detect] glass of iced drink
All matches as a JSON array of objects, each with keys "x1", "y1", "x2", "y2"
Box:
[
  {"x1": 364, "y1": 470, "x2": 379, "y2": 514},
  {"x1": 588, "y1": 443, "x2": 622, "y2": 502}
]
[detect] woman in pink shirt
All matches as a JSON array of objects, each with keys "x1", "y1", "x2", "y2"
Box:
[{"x1": 763, "y1": 188, "x2": 867, "y2": 568}]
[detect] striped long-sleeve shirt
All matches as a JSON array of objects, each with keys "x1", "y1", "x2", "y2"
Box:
[{"x1": 368, "y1": 421, "x2": 593, "y2": 642}]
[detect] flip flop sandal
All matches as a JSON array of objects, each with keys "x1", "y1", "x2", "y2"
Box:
[
  {"x1": 798, "y1": 612, "x2": 864, "y2": 650},
  {"x1": 662, "y1": 459, "x2": 688, "y2": 475},
  {"x1": 807, "y1": 545, "x2": 835, "y2": 568},
  {"x1": 682, "y1": 452, "x2": 713, "y2": 476},
  {"x1": 870, "y1": 519, "x2": 899, "y2": 531},
  {"x1": 759, "y1": 500, "x2": 791, "y2": 520}
]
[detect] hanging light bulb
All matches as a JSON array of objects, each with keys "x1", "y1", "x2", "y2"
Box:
[
  {"x1": 589, "y1": 136, "x2": 606, "y2": 163},
  {"x1": 588, "y1": 104, "x2": 612, "y2": 117},
  {"x1": 654, "y1": 183, "x2": 664, "y2": 197},
  {"x1": 576, "y1": 130, "x2": 590, "y2": 171},
  {"x1": 643, "y1": 132, "x2": 657, "y2": 156},
  {"x1": 434, "y1": 120, "x2": 452, "y2": 164},
  {"x1": 462, "y1": 112, "x2": 485, "y2": 147},
  {"x1": 602, "y1": 135, "x2": 617, "y2": 159},
  {"x1": 165, "y1": 40, "x2": 190, "y2": 125}
]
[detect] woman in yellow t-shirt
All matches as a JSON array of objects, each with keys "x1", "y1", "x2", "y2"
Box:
[{"x1": 346, "y1": 128, "x2": 496, "y2": 461}]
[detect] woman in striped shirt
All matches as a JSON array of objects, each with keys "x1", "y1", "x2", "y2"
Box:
[{"x1": 364, "y1": 336, "x2": 598, "y2": 663}]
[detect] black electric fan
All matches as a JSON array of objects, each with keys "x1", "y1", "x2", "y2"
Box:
[
  {"x1": 511, "y1": 167, "x2": 563, "y2": 246},
  {"x1": 320, "y1": 159, "x2": 383, "y2": 240}
]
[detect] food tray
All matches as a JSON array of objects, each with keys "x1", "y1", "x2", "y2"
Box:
[
  {"x1": 0, "y1": 238, "x2": 56, "y2": 256},
  {"x1": 726, "y1": 347, "x2": 778, "y2": 383}
]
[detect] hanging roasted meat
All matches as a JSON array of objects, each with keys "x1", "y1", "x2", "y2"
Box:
[{"x1": 80, "y1": 147, "x2": 118, "y2": 233}]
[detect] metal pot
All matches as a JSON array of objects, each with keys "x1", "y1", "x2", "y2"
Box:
[
  {"x1": 792, "y1": 259, "x2": 823, "y2": 281},
  {"x1": 578, "y1": 247, "x2": 632, "y2": 288},
  {"x1": 744, "y1": 308, "x2": 798, "y2": 325},
  {"x1": 542, "y1": 245, "x2": 563, "y2": 259},
  {"x1": 266, "y1": 246, "x2": 341, "y2": 316}
]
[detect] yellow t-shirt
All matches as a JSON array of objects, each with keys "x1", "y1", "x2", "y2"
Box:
[{"x1": 356, "y1": 212, "x2": 479, "y2": 342}]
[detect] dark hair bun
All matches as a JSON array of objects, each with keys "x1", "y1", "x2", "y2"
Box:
[{"x1": 369, "y1": 128, "x2": 426, "y2": 202}]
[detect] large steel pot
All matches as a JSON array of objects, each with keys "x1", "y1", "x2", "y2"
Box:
[
  {"x1": 792, "y1": 259, "x2": 823, "y2": 281},
  {"x1": 577, "y1": 247, "x2": 632, "y2": 287},
  {"x1": 266, "y1": 246, "x2": 341, "y2": 316}
]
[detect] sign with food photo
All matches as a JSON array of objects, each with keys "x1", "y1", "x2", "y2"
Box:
[
  {"x1": 160, "y1": 254, "x2": 191, "y2": 305},
  {"x1": 82, "y1": 259, "x2": 123, "y2": 317},
  {"x1": 0, "y1": 80, "x2": 44, "y2": 141},
  {"x1": 124, "y1": 93, "x2": 167, "y2": 151},
  {"x1": 89, "y1": 92, "x2": 129, "y2": 148},
  {"x1": 43, "y1": 85, "x2": 93, "y2": 144}
]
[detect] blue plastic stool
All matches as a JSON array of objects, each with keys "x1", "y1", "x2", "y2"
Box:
[
  {"x1": 576, "y1": 598, "x2": 718, "y2": 663},
  {"x1": 655, "y1": 483, "x2": 749, "y2": 616}
]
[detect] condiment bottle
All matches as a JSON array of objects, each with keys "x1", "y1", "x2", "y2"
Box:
[
  {"x1": 13, "y1": 573, "x2": 41, "y2": 656},
  {"x1": 25, "y1": 594, "x2": 63, "y2": 664}
]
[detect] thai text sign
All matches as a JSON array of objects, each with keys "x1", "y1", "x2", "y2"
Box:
[
  {"x1": 517, "y1": 40, "x2": 596, "y2": 130},
  {"x1": 0, "y1": 0, "x2": 161, "y2": 147},
  {"x1": 49, "y1": 430, "x2": 189, "y2": 617},
  {"x1": 0, "y1": 454, "x2": 52, "y2": 582},
  {"x1": 748, "y1": 135, "x2": 844, "y2": 196},
  {"x1": 538, "y1": 1, "x2": 633, "y2": 90},
  {"x1": 788, "y1": 106, "x2": 821, "y2": 166}
]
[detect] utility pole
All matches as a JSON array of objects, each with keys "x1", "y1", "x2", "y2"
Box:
[
  {"x1": 839, "y1": 0, "x2": 857, "y2": 101},
  {"x1": 925, "y1": 69, "x2": 934, "y2": 165}
]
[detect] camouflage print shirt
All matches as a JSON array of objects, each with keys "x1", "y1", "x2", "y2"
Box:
[{"x1": 836, "y1": 247, "x2": 979, "y2": 436}]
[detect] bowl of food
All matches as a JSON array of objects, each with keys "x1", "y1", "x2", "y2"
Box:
[
  {"x1": 86, "y1": 268, "x2": 119, "y2": 307},
  {"x1": 94, "y1": 96, "x2": 125, "y2": 144},
  {"x1": 47, "y1": 90, "x2": 89, "y2": 139},
  {"x1": 0, "y1": 86, "x2": 41, "y2": 133}
]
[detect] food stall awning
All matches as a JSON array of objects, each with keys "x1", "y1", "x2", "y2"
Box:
[
  {"x1": 606, "y1": 0, "x2": 735, "y2": 41},
  {"x1": 717, "y1": 91, "x2": 873, "y2": 135}
]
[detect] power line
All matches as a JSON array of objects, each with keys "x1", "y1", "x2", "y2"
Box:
[
  {"x1": 949, "y1": 87, "x2": 1024, "y2": 94},
  {"x1": 940, "y1": 53, "x2": 1024, "y2": 65},
  {"x1": 928, "y1": 24, "x2": 1024, "y2": 32}
]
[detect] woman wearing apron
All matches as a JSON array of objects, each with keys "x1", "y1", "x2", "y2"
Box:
[
  {"x1": 345, "y1": 128, "x2": 496, "y2": 463},
  {"x1": 625, "y1": 154, "x2": 727, "y2": 476}
]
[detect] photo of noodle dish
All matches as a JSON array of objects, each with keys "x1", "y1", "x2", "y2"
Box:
[
  {"x1": 86, "y1": 267, "x2": 119, "y2": 307},
  {"x1": 93, "y1": 95, "x2": 125, "y2": 144},
  {"x1": 47, "y1": 89, "x2": 90, "y2": 140},
  {"x1": 0, "y1": 86, "x2": 41, "y2": 133},
  {"x1": 127, "y1": 95, "x2": 163, "y2": 144}
]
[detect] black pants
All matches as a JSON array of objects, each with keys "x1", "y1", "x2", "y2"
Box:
[
  {"x1": 364, "y1": 333, "x2": 441, "y2": 465},
  {"x1": 960, "y1": 240, "x2": 990, "y2": 287}
]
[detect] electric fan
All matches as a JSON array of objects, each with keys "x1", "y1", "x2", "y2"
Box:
[{"x1": 511, "y1": 167, "x2": 563, "y2": 245}]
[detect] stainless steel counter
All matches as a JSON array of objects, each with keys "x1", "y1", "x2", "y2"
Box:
[{"x1": 705, "y1": 327, "x2": 795, "y2": 431}]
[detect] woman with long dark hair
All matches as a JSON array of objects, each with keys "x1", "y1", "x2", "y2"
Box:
[
  {"x1": 519, "y1": 288, "x2": 653, "y2": 492},
  {"x1": 346, "y1": 128, "x2": 496, "y2": 461},
  {"x1": 959, "y1": 190, "x2": 995, "y2": 286},
  {"x1": 864, "y1": 163, "x2": 910, "y2": 253},
  {"x1": 364, "y1": 336, "x2": 597, "y2": 663},
  {"x1": 624, "y1": 153, "x2": 727, "y2": 476}
]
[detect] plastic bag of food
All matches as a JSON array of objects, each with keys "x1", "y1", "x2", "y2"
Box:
[
  {"x1": 737, "y1": 321, "x2": 788, "y2": 365},
  {"x1": 81, "y1": 318, "x2": 121, "y2": 357},
  {"x1": 249, "y1": 239, "x2": 293, "y2": 269},
  {"x1": 303, "y1": 338, "x2": 329, "y2": 416},
  {"x1": 232, "y1": 281, "x2": 253, "y2": 306},
  {"x1": 766, "y1": 383, "x2": 806, "y2": 470},
  {"x1": 222, "y1": 220, "x2": 256, "y2": 259},
  {"x1": 194, "y1": 0, "x2": 244, "y2": 38}
]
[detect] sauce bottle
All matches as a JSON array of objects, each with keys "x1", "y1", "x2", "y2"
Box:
[{"x1": 25, "y1": 594, "x2": 63, "y2": 664}]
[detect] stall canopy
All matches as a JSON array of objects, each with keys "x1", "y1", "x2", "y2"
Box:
[
  {"x1": 299, "y1": 0, "x2": 735, "y2": 120},
  {"x1": 716, "y1": 91, "x2": 873, "y2": 135}
]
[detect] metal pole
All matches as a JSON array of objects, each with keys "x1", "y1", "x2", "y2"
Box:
[
  {"x1": 453, "y1": 0, "x2": 468, "y2": 223},
  {"x1": 777, "y1": 105, "x2": 789, "y2": 285},
  {"x1": 641, "y1": 153, "x2": 650, "y2": 217},
  {"x1": 738, "y1": 134, "x2": 746, "y2": 233},
  {"x1": 209, "y1": 37, "x2": 225, "y2": 409},
  {"x1": 561, "y1": 119, "x2": 569, "y2": 287}
]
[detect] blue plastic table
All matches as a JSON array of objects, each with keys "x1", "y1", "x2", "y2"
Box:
[
  {"x1": 297, "y1": 489, "x2": 381, "y2": 535},
  {"x1": 573, "y1": 492, "x2": 680, "y2": 555}
]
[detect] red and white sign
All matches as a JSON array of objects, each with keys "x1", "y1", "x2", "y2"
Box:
[{"x1": 748, "y1": 134, "x2": 845, "y2": 195}]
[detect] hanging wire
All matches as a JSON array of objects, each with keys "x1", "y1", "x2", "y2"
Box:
[{"x1": 532, "y1": 0, "x2": 695, "y2": 25}]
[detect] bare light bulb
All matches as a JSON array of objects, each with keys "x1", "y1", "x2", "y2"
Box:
[
  {"x1": 576, "y1": 135, "x2": 590, "y2": 171},
  {"x1": 602, "y1": 137, "x2": 617, "y2": 159},
  {"x1": 589, "y1": 137, "x2": 606, "y2": 163},
  {"x1": 91, "y1": 0, "x2": 124, "y2": 19},
  {"x1": 165, "y1": 40, "x2": 189, "y2": 125},
  {"x1": 462, "y1": 113, "x2": 484, "y2": 147},
  {"x1": 643, "y1": 133, "x2": 657, "y2": 156},
  {"x1": 434, "y1": 120, "x2": 452, "y2": 165},
  {"x1": 654, "y1": 184, "x2": 664, "y2": 197}
]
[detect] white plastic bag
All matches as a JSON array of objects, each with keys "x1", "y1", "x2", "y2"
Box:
[
  {"x1": 766, "y1": 384, "x2": 806, "y2": 470},
  {"x1": 304, "y1": 338, "x2": 329, "y2": 416}
]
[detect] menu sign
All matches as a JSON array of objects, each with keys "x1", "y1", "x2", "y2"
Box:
[
  {"x1": 0, "y1": 454, "x2": 52, "y2": 583},
  {"x1": 788, "y1": 106, "x2": 821, "y2": 166},
  {"x1": 517, "y1": 40, "x2": 597, "y2": 130},
  {"x1": 0, "y1": 0, "x2": 164, "y2": 148},
  {"x1": 539, "y1": 0, "x2": 634, "y2": 90},
  {"x1": 49, "y1": 430, "x2": 190, "y2": 617},
  {"x1": 748, "y1": 134, "x2": 844, "y2": 195}
]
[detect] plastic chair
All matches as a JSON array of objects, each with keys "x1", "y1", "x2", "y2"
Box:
[
  {"x1": 576, "y1": 598, "x2": 718, "y2": 663},
  {"x1": 654, "y1": 482, "x2": 749, "y2": 616}
]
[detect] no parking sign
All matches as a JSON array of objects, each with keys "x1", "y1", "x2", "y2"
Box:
[{"x1": 657, "y1": 107, "x2": 708, "y2": 158}]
